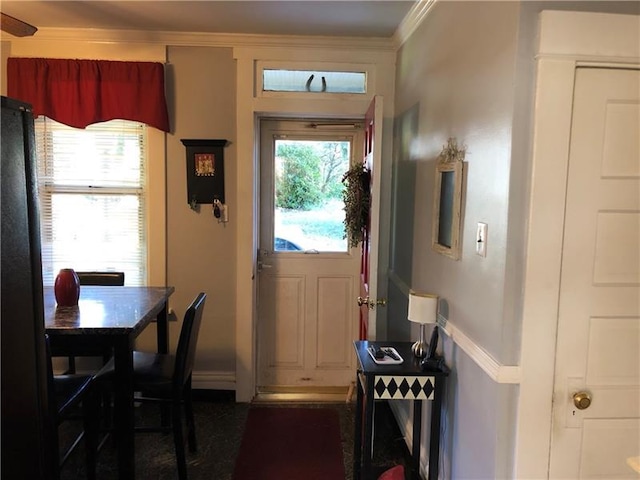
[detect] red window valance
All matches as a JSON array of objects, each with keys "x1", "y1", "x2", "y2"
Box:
[{"x1": 7, "y1": 57, "x2": 170, "y2": 132}]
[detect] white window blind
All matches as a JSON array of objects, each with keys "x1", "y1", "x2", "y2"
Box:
[{"x1": 34, "y1": 117, "x2": 148, "y2": 286}]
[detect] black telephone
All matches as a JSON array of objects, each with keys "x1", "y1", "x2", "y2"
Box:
[
  {"x1": 421, "y1": 326, "x2": 442, "y2": 370},
  {"x1": 426, "y1": 325, "x2": 439, "y2": 359},
  {"x1": 422, "y1": 356, "x2": 444, "y2": 370}
]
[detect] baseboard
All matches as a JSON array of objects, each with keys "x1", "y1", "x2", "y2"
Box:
[{"x1": 192, "y1": 370, "x2": 236, "y2": 390}]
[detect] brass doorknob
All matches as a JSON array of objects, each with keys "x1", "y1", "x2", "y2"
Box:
[
  {"x1": 357, "y1": 296, "x2": 387, "y2": 309},
  {"x1": 573, "y1": 391, "x2": 592, "y2": 410}
]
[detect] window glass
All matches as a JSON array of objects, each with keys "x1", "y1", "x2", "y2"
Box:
[
  {"x1": 274, "y1": 139, "x2": 350, "y2": 252},
  {"x1": 263, "y1": 69, "x2": 366, "y2": 94},
  {"x1": 34, "y1": 118, "x2": 147, "y2": 285}
]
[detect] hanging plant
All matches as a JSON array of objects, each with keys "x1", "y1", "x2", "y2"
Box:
[{"x1": 342, "y1": 163, "x2": 371, "y2": 248}]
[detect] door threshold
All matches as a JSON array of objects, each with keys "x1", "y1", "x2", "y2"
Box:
[{"x1": 254, "y1": 385, "x2": 354, "y2": 404}]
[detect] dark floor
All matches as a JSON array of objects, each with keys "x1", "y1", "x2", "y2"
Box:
[{"x1": 60, "y1": 390, "x2": 412, "y2": 480}]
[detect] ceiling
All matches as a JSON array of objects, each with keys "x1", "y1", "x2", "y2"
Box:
[{"x1": 0, "y1": 1, "x2": 417, "y2": 38}]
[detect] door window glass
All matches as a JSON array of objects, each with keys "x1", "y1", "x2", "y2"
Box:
[{"x1": 274, "y1": 139, "x2": 350, "y2": 252}]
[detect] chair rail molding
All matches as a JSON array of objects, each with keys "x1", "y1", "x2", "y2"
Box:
[
  {"x1": 388, "y1": 270, "x2": 520, "y2": 384},
  {"x1": 439, "y1": 320, "x2": 521, "y2": 384}
]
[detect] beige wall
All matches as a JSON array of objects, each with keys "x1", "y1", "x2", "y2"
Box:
[{"x1": 161, "y1": 46, "x2": 237, "y2": 378}]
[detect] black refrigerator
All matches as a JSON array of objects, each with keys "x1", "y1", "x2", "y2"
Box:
[{"x1": 1, "y1": 96, "x2": 55, "y2": 479}]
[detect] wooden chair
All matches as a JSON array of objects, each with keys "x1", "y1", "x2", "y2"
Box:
[
  {"x1": 45, "y1": 334, "x2": 99, "y2": 480},
  {"x1": 65, "y1": 271, "x2": 125, "y2": 374},
  {"x1": 96, "y1": 292, "x2": 207, "y2": 480},
  {"x1": 75, "y1": 271, "x2": 125, "y2": 287},
  {"x1": 62, "y1": 272, "x2": 125, "y2": 437}
]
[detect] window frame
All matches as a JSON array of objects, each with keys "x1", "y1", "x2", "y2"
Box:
[{"x1": 260, "y1": 119, "x2": 364, "y2": 260}]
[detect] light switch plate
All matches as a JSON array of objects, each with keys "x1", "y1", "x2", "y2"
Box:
[{"x1": 476, "y1": 222, "x2": 487, "y2": 257}]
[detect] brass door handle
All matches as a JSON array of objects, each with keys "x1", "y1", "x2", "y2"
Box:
[
  {"x1": 573, "y1": 391, "x2": 592, "y2": 410},
  {"x1": 357, "y1": 296, "x2": 387, "y2": 310}
]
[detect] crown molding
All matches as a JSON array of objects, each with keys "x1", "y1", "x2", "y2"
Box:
[
  {"x1": 393, "y1": 0, "x2": 437, "y2": 49},
  {"x1": 3, "y1": 27, "x2": 396, "y2": 52}
]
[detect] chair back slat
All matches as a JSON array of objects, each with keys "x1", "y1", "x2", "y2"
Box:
[
  {"x1": 173, "y1": 293, "x2": 207, "y2": 390},
  {"x1": 76, "y1": 272, "x2": 125, "y2": 286},
  {"x1": 66, "y1": 271, "x2": 124, "y2": 373}
]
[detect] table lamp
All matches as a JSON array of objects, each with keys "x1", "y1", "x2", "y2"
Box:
[{"x1": 407, "y1": 291, "x2": 438, "y2": 358}]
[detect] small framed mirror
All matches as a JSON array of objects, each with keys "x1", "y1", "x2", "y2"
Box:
[{"x1": 432, "y1": 159, "x2": 463, "y2": 260}]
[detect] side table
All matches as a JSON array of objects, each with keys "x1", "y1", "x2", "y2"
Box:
[{"x1": 353, "y1": 341, "x2": 449, "y2": 480}]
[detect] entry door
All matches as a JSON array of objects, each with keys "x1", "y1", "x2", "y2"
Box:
[
  {"x1": 257, "y1": 119, "x2": 362, "y2": 388},
  {"x1": 358, "y1": 96, "x2": 384, "y2": 340},
  {"x1": 549, "y1": 68, "x2": 640, "y2": 478}
]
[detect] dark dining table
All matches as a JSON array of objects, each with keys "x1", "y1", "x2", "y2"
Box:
[{"x1": 44, "y1": 285, "x2": 175, "y2": 479}]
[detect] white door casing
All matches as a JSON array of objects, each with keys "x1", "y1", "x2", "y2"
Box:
[
  {"x1": 516, "y1": 11, "x2": 640, "y2": 479},
  {"x1": 549, "y1": 67, "x2": 640, "y2": 479}
]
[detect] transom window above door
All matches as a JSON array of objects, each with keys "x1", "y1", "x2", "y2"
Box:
[
  {"x1": 263, "y1": 70, "x2": 366, "y2": 94},
  {"x1": 256, "y1": 61, "x2": 372, "y2": 98}
]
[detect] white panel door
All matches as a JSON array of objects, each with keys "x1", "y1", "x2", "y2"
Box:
[
  {"x1": 549, "y1": 68, "x2": 640, "y2": 478},
  {"x1": 257, "y1": 119, "x2": 362, "y2": 388}
]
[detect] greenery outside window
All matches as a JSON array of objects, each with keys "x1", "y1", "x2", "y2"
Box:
[{"x1": 274, "y1": 138, "x2": 352, "y2": 252}]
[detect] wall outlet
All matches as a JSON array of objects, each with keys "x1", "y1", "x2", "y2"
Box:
[{"x1": 476, "y1": 222, "x2": 487, "y2": 257}]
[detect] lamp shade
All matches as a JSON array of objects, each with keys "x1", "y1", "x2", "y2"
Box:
[{"x1": 407, "y1": 292, "x2": 438, "y2": 324}]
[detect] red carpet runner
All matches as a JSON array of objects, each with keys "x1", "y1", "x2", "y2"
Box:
[{"x1": 232, "y1": 407, "x2": 346, "y2": 480}]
